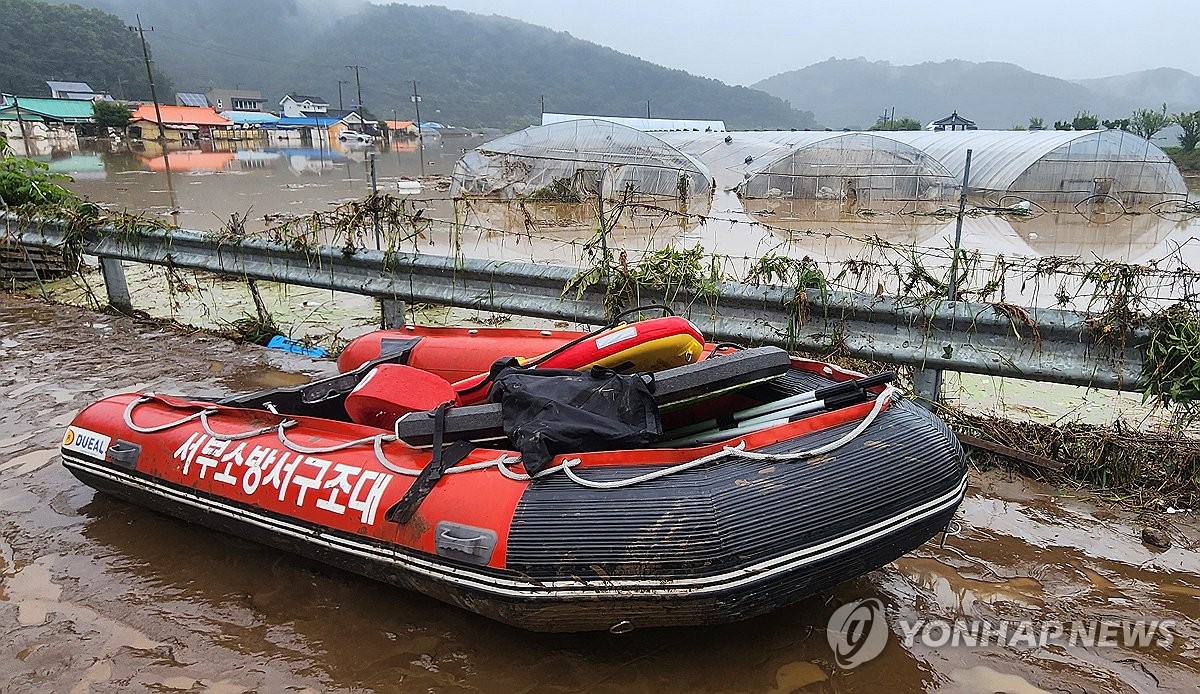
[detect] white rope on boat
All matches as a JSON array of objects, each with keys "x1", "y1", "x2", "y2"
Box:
[
  {"x1": 276, "y1": 424, "x2": 386, "y2": 455},
  {"x1": 720, "y1": 385, "x2": 900, "y2": 462},
  {"x1": 124, "y1": 396, "x2": 218, "y2": 434},
  {"x1": 558, "y1": 386, "x2": 897, "y2": 489},
  {"x1": 119, "y1": 385, "x2": 898, "y2": 489},
  {"x1": 200, "y1": 410, "x2": 297, "y2": 441},
  {"x1": 560, "y1": 444, "x2": 743, "y2": 489}
]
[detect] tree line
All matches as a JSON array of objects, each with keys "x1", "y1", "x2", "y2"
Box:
[
  {"x1": 1, "y1": 0, "x2": 173, "y2": 100},
  {"x1": 866, "y1": 105, "x2": 1200, "y2": 152}
]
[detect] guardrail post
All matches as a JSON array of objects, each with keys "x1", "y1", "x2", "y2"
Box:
[
  {"x1": 380, "y1": 298, "x2": 406, "y2": 328},
  {"x1": 910, "y1": 368, "x2": 943, "y2": 409},
  {"x1": 98, "y1": 256, "x2": 133, "y2": 314}
]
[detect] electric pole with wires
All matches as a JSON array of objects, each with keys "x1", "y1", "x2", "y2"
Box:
[{"x1": 128, "y1": 14, "x2": 166, "y2": 146}]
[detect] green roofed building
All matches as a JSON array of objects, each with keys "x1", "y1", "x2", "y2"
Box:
[{"x1": 0, "y1": 97, "x2": 95, "y2": 123}]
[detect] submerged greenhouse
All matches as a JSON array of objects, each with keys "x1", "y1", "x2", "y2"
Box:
[
  {"x1": 876, "y1": 129, "x2": 1188, "y2": 209},
  {"x1": 451, "y1": 119, "x2": 713, "y2": 201},
  {"x1": 658, "y1": 131, "x2": 960, "y2": 204}
]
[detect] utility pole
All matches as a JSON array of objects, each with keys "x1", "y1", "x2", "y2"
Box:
[
  {"x1": 346, "y1": 65, "x2": 365, "y2": 129},
  {"x1": 129, "y1": 14, "x2": 166, "y2": 146},
  {"x1": 12, "y1": 96, "x2": 30, "y2": 148},
  {"x1": 646, "y1": 100, "x2": 651, "y2": 119},
  {"x1": 540, "y1": 94, "x2": 544, "y2": 116},
  {"x1": 337, "y1": 79, "x2": 349, "y2": 111},
  {"x1": 411, "y1": 80, "x2": 425, "y2": 176}
]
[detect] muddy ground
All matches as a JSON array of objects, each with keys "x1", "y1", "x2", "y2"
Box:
[{"x1": 1, "y1": 291, "x2": 1198, "y2": 693}]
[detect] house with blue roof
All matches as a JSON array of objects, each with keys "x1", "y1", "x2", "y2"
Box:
[{"x1": 275, "y1": 95, "x2": 377, "y2": 146}]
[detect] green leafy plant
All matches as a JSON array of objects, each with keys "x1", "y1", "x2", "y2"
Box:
[
  {"x1": 868, "y1": 117, "x2": 923, "y2": 131},
  {"x1": 0, "y1": 154, "x2": 78, "y2": 207},
  {"x1": 1176, "y1": 111, "x2": 1200, "y2": 152},
  {"x1": 1129, "y1": 103, "x2": 1174, "y2": 140},
  {"x1": 526, "y1": 177, "x2": 583, "y2": 202},
  {"x1": 1143, "y1": 304, "x2": 1200, "y2": 411},
  {"x1": 1072, "y1": 111, "x2": 1099, "y2": 130},
  {"x1": 745, "y1": 252, "x2": 826, "y2": 290}
]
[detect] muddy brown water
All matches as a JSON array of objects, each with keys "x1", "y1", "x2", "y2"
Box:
[{"x1": 2, "y1": 293, "x2": 1199, "y2": 692}]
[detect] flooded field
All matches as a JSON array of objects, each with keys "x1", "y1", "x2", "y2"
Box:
[
  {"x1": 1, "y1": 294, "x2": 1198, "y2": 692},
  {"x1": 46, "y1": 139, "x2": 1200, "y2": 311}
]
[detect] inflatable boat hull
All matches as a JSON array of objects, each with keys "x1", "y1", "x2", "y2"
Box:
[{"x1": 62, "y1": 356, "x2": 966, "y2": 632}]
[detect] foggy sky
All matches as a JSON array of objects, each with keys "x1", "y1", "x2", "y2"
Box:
[{"x1": 398, "y1": 0, "x2": 1193, "y2": 86}]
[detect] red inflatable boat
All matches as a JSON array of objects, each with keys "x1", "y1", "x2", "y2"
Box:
[{"x1": 62, "y1": 318, "x2": 967, "y2": 632}]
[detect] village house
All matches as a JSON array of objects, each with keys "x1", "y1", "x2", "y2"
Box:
[
  {"x1": 206, "y1": 88, "x2": 266, "y2": 113},
  {"x1": 0, "y1": 95, "x2": 93, "y2": 154},
  {"x1": 45, "y1": 80, "x2": 112, "y2": 101},
  {"x1": 385, "y1": 119, "x2": 418, "y2": 136},
  {"x1": 127, "y1": 104, "x2": 234, "y2": 146},
  {"x1": 279, "y1": 94, "x2": 329, "y2": 118},
  {"x1": 274, "y1": 94, "x2": 377, "y2": 144}
]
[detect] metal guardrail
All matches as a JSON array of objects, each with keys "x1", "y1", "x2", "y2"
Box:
[{"x1": 7, "y1": 219, "x2": 1147, "y2": 392}]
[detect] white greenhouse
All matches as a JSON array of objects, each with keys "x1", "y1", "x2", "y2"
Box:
[
  {"x1": 876, "y1": 129, "x2": 1188, "y2": 209},
  {"x1": 451, "y1": 119, "x2": 713, "y2": 202},
  {"x1": 658, "y1": 131, "x2": 960, "y2": 204}
]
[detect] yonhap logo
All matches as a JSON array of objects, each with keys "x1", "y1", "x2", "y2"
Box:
[
  {"x1": 824, "y1": 598, "x2": 1175, "y2": 670},
  {"x1": 827, "y1": 599, "x2": 888, "y2": 669}
]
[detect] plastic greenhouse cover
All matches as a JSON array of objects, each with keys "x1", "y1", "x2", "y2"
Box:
[
  {"x1": 452, "y1": 119, "x2": 713, "y2": 199},
  {"x1": 872, "y1": 129, "x2": 1186, "y2": 195}
]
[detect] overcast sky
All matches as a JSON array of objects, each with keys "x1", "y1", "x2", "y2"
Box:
[{"x1": 400, "y1": 0, "x2": 1191, "y2": 85}]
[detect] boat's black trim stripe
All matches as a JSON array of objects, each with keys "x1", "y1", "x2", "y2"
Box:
[{"x1": 63, "y1": 451, "x2": 966, "y2": 598}]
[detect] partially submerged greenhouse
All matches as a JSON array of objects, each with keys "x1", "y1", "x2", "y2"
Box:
[
  {"x1": 658, "y1": 131, "x2": 960, "y2": 204},
  {"x1": 876, "y1": 129, "x2": 1188, "y2": 209},
  {"x1": 451, "y1": 119, "x2": 713, "y2": 202}
]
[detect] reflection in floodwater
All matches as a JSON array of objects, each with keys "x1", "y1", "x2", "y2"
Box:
[{"x1": 741, "y1": 198, "x2": 1200, "y2": 311}]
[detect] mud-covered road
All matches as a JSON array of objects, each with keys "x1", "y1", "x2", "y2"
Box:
[{"x1": 1, "y1": 292, "x2": 1197, "y2": 693}]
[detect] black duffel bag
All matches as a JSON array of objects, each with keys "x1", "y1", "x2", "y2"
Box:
[{"x1": 487, "y1": 364, "x2": 662, "y2": 476}]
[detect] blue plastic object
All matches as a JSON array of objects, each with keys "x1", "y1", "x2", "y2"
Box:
[{"x1": 266, "y1": 335, "x2": 329, "y2": 358}]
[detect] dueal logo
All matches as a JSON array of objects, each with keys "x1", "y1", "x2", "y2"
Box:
[
  {"x1": 62, "y1": 426, "x2": 111, "y2": 457},
  {"x1": 827, "y1": 598, "x2": 889, "y2": 669}
]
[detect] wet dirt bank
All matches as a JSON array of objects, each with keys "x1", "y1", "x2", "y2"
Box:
[{"x1": 1, "y1": 292, "x2": 1197, "y2": 693}]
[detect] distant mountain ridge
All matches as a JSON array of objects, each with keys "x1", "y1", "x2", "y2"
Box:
[
  {"x1": 753, "y1": 58, "x2": 1200, "y2": 130},
  {"x1": 1075, "y1": 68, "x2": 1200, "y2": 112},
  {"x1": 44, "y1": 0, "x2": 818, "y2": 130}
]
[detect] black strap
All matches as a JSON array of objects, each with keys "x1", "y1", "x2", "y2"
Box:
[{"x1": 385, "y1": 403, "x2": 475, "y2": 523}]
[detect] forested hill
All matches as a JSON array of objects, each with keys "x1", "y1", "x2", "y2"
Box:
[
  {"x1": 1, "y1": 0, "x2": 172, "y2": 99},
  {"x1": 753, "y1": 58, "x2": 1138, "y2": 130},
  {"x1": 39, "y1": 0, "x2": 817, "y2": 130},
  {"x1": 313, "y1": 4, "x2": 818, "y2": 130},
  {"x1": 748, "y1": 58, "x2": 1161, "y2": 129}
]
